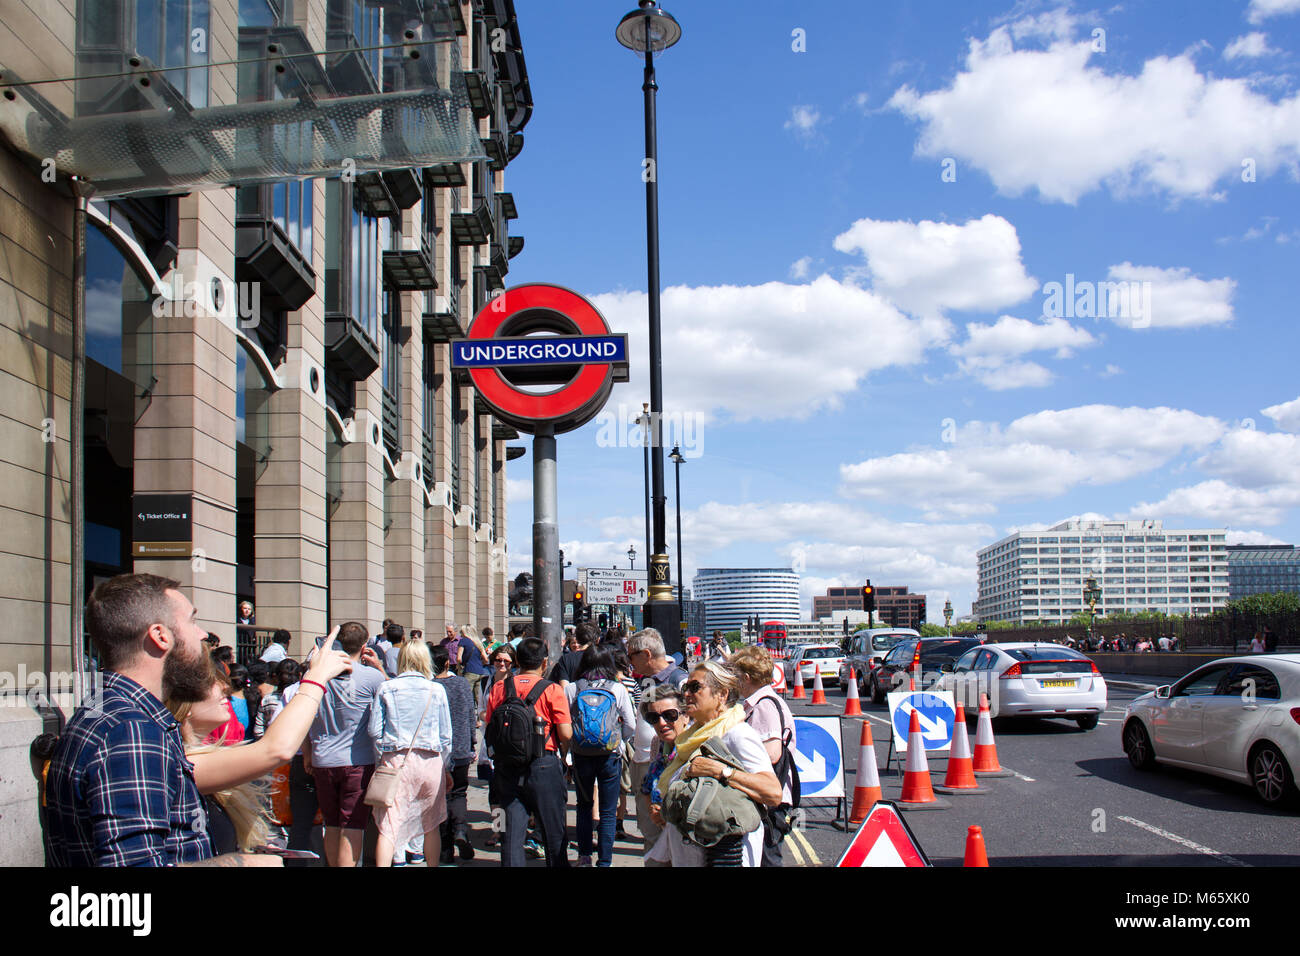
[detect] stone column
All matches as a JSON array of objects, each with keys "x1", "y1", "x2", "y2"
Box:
[
  {"x1": 475, "y1": 411, "x2": 494, "y2": 633},
  {"x1": 328, "y1": 376, "x2": 385, "y2": 633},
  {"x1": 385, "y1": 278, "x2": 426, "y2": 633},
  {"x1": 452, "y1": 383, "x2": 478, "y2": 630},
  {"x1": 493, "y1": 436, "x2": 509, "y2": 638}
]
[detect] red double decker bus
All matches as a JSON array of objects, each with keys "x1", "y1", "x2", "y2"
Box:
[{"x1": 761, "y1": 621, "x2": 788, "y2": 659}]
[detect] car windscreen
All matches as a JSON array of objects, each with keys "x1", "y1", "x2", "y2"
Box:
[
  {"x1": 872, "y1": 635, "x2": 906, "y2": 651},
  {"x1": 800, "y1": 647, "x2": 840, "y2": 659},
  {"x1": 918, "y1": 640, "x2": 980, "y2": 660},
  {"x1": 1005, "y1": 648, "x2": 1094, "y2": 675}
]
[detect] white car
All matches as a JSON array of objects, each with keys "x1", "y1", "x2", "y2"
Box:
[
  {"x1": 785, "y1": 643, "x2": 845, "y2": 687},
  {"x1": 936, "y1": 642, "x2": 1107, "y2": 730},
  {"x1": 1123, "y1": 654, "x2": 1300, "y2": 807}
]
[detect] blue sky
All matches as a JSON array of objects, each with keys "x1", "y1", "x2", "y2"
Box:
[{"x1": 499, "y1": 0, "x2": 1300, "y2": 619}]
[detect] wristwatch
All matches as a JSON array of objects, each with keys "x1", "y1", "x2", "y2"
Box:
[{"x1": 719, "y1": 765, "x2": 734, "y2": 786}]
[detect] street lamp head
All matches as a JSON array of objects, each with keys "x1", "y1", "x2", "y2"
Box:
[
  {"x1": 669, "y1": 444, "x2": 684, "y2": 464},
  {"x1": 616, "y1": 2, "x2": 682, "y2": 55},
  {"x1": 628, "y1": 545, "x2": 637, "y2": 562}
]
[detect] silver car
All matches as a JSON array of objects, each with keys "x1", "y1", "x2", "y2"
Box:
[{"x1": 937, "y1": 642, "x2": 1108, "y2": 730}]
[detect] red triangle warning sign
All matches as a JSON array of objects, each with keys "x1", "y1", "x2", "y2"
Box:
[{"x1": 837, "y1": 800, "x2": 931, "y2": 867}]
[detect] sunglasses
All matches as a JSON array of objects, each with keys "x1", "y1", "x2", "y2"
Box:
[
  {"x1": 492, "y1": 658, "x2": 512, "y2": 666},
  {"x1": 682, "y1": 680, "x2": 705, "y2": 695},
  {"x1": 647, "y1": 709, "x2": 682, "y2": 724}
]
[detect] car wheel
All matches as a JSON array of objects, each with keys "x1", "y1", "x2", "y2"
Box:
[
  {"x1": 1249, "y1": 743, "x2": 1298, "y2": 808},
  {"x1": 1076, "y1": 714, "x2": 1099, "y2": 731},
  {"x1": 1123, "y1": 720, "x2": 1155, "y2": 771},
  {"x1": 870, "y1": 676, "x2": 884, "y2": 705}
]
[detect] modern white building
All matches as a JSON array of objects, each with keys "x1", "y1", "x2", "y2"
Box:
[
  {"x1": 692, "y1": 568, "x2": 801, "y2": 633},
  {"x1": 976, "y1": 519, "x2": 1229, "y2": 623}
]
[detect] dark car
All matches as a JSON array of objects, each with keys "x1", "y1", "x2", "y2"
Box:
[
  {"x1": 868, "y1": 637, "x2": 984, "y2": 704},
  {"x1": 838, "y1": 628, "x2": 918, "y2": 695}
]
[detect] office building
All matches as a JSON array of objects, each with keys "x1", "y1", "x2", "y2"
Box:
[
  {"x1": 1227, "y1": 544, "x2": 1300, "y2": 600},
  {"x1": 813, "y1": 584, "x2": 926, "y2": 629},
  {"x1": 0, "y1": 0, "x2": 528, "y2": 863},
  {"x1": 692, "y1": 568, "x2": 800, "y2": 633},
  {"x1": 976, "y1": 519, "x2": 1229, "y2": 624}
]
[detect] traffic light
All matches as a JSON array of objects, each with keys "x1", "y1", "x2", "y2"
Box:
[
  {"x1": 572, "y1": 589, "x2": 584, "y2": 624},
  {"x1": 861, "y1": 581, "x2": 875, "y2": 614},
  {"x1": 918, "y1": 602, "x2": 927, "y2": 626}
]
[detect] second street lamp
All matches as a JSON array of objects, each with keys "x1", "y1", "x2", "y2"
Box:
[
  {"x1": 670, "y1": 444, "x2": 685, "y2": 623},
  {"x1": 618, "y1": 1, "x2": 683, "y2": 649}
]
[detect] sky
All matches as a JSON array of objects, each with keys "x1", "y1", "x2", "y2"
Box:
[{"x1": 497, "y1": 0, "x2": 1300, "y2": 621}]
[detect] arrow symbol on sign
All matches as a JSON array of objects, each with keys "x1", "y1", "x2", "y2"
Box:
[
  {"x1": 900, "y1": 703, "x2": 948, "y2": 742},
  {"x1": 793, "y1": 746, "x2": 827, "y2": 784}
]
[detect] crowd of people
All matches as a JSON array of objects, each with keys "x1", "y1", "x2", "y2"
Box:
[{"x1": 41, "y1": 573, "x2": 798, "y2": 868}]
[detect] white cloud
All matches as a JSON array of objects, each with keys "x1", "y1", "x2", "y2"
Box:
[
  {"x1": 785, "y1": 105, "x2": 822, "y2": 137},
  {"x1": 1133, "y1": 480, "x2": 1300, "y2": 526},
  {"x1": 839, "y1": 404, "x2": 1226, "y2": 512},
  {"x1": 592, "y1": 276, "x2": 941, "y2": 423},
  {"x1": 832, "y1": 214, "x2": 1037, "y2": 319},
  {"x1": 1105, "y1": 263, "x2": 1236, "y2": 329},
  {"x1": 1263, "y1": 395, "x2": 1300, "y2": 432},
  {"x1": 1196, "y1": 427, "x2": 1300, "y2": 488},
  {"x1": 1101, "y1": 364, "x2": 1122, "y2": 377},
  {"x1": 789, "y1": 256, "x2": 813, "y2": 279},
  {"x1": 1248, "y1": 0, "x2": 1300, "y2": 25},
  {"x1": 85, "y1": 279, "x2": 125, "y2": 338},
  {"x1": 853, "y1": 92, "x2": 870, "y2": 112},
  {"x1": 1224, "y1": 32, "x2": 1278, "y2": 59},
  {"x1": 950, "y1": 314, "x2": 1095, "y2": 389},
  {"x1": 507, "y1": 478, "x2": 531, "y2": 504},
  {"x1": 1225, "y1": 529, "x2": 1287, "y2": 545},
  {"x1": 888, "y1": 22, "x2": 1300, "y2": 203}
]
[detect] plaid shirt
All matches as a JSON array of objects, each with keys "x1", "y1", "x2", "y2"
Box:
[{"x1": 44, "y1": 672, "x2": 212, "y2": 867}]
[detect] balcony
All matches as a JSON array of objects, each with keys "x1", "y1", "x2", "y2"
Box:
[
  {"x1": 463, "y1": 24, "x2": 498, "y2": 119},
  {"x1": 382, "y1": 388, "x2": 401, "y2": 458},
  {"x1": 482, "y1": 89, "x2": 509, "y2": 170},
  {"x1": 507, "y1": 235, "x2": 525, "y2": 259},
  {"x1": 383, "y1": 236, "x2": 437, "y2": 291},
  {"x1": 235, "y1": 216, "x2": 317, "y2": 313},
  {"x1": 382, "y1": 169, "x2": 423, "y2": 209},
  {"x1": 451, "y1": 194, "x2": 494, "y2": 245},
  {"x1": 325, "y1": 313, "x2": 381, "y2": 382},
  {"x1": 423, "y1": 280, "x2": 462, "y2": 341},
  {"x1": 421, "y1": 432, "x2": 435, "y2": 491},
  {"x1": 355, "y1": 171, "x2": 399, "y2": 218}
]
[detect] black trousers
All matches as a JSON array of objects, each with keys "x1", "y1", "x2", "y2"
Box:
[
  {"x1": 288, "y1": 754, "x2": 323, "y2": 866},
  {"x1": 495, "y1": 753, "x2": 569, "y2": 867},
  {"x1": 441, "y1": 760, "x2": 471, "y2": 842}
]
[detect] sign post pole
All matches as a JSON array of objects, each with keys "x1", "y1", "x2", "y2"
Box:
[{"x1": 532, "y1": 425, "x2": 562, "y2": 663}]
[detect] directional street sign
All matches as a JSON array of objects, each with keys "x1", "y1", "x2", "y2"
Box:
[
  {"x1": 791, "y1": 716, "x2": 844, "y2": 799},
  {"x1": 887, "y1": 690, "x2": 957, "y2": 753},
  {"x1": 837, "y1": 801, "x2": 931, "y2": 867},
  {"x1": 583, "y1": 567, "x2": 647, "y2": 606}
]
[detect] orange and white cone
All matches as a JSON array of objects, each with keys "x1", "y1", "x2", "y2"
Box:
[
  {"x1": 842, "y1": 668, "x2": 862, "y2": 717},
  {"x1": 963, "y1": 825, "x2": 989, "y2": 866},
  {"x1": 898, "y1": 709, "x2": 937, "y2": 805},
  {"x1": 973, "y1": 693, "x2": 1007, "y2": 775},
  {"x1": 937, "y1": 702, "x2": 983, "y2": 792},
  {"x1": 790, "y1": 666, "x2": 806, "y2": 700},
  {"x1": 848, "y1": 722, "x2": 882, "y2": 824},
  {"x1": 810, "y1": 668, "x2": 828, "y2": 706}
]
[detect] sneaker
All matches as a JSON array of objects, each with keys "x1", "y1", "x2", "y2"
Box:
[
  {"x1": 615, "y1": 824, "x2": 630, "y2": 842},
  {"x1": 523, "y1": 839, "x2": 543, "y2": 859},
  {"x1": 456, "y1": 835, "x2": 476, "y2": 861},
  {"x1": 439, "y1": 848, "x2": 455, "y2": 866},
  {"x1": 577, "y1": 854, "x2": 592, "y2": 867},
  {"x1": 406, "y1": 852, "x2": 425, "y2": 866}
]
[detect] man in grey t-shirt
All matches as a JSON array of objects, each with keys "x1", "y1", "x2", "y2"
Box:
[{"x1": 305, "y1": 621, "x2": 387, "y2": 867}]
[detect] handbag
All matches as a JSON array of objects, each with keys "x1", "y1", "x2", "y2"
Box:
[
  {"x1": 364, "y1": 683, "x2": 437, "y2": 809},
  {"x1": 662, "y1": 737, "x2": 763, "y2": 848}
]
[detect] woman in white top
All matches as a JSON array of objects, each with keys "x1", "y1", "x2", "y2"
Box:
[
  {"x1": 367, "y1": 640, "x2": 454, "y2": 867},
  {"x1": 646, "y1": 660, "x2": 781, "y2": 867}
]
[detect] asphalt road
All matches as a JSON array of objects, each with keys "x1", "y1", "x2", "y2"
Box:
[{"x1": 782, "y1": 682, "x2": 1300, "y2": 868}]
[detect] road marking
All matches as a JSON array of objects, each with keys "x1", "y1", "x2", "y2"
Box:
[
  {"x1": 788, "y1": 827, "x2": 822, "y2": 867},
  {"x1": 1116, "y1": 816, "x2": 1250, "y2": 867},
  {"x1": 997, "y1": 764, "x2": 1036, "y2": 782}
]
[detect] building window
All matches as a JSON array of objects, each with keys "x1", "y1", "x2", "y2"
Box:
[{"x1": 135, "y1": 1, "x2": 211, "y2": 107}]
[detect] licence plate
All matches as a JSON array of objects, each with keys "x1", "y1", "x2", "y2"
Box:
[{"x1": 1040, "y1": 679, "x2": 1077, "y2": 688}]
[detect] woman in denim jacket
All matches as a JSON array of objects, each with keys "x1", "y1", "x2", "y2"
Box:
[{"x1": 368, "y1": 640, "x2": 454, "y2": 867}]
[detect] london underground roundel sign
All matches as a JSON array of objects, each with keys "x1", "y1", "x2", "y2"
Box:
[{"x1": 452, "y1": 284, "x2": 630, "y2": 434}]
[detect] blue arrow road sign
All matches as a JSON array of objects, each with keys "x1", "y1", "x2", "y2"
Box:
[
  {"x1": 888, "y1": 691, "x2": 956, "y2": 752},
  {"x1": 792, "y1": 717, "x2": 844, "y2": 799}
]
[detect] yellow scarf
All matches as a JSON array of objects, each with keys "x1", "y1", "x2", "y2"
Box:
[{"x1": 658, "y1": 703, "x2": 746, "y2": 787}]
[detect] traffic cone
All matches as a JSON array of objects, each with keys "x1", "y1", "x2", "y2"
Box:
[
  {"x1": 810, "y1": 668, "x2": 828, "y2": 705},
  {"x1": 937, "y1": 702, "x2": 982, "y2": 792},
  {"x1": 908, "y1": 664, "x2": 917, "y2": 692},
  {"x1": 972, "y1": 693, "x2": 1005, "y2": 774},
  {"x1": 963, "y1": 825, "x2": 989, "y2": 867},
  {"x1": 898, "y1": 709, "x2": 937, "y2": 805},
  {"x1": 790, "y1": 667, "x2": 806, "y2": 700},
  {"x1": 848, "y1": 722, "x2": 882, "y2": 824},
  {"x1": 842, "y1": 668, "x2": 862, "y2": 717}
]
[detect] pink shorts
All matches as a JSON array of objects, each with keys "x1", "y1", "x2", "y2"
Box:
[{"x1": 373, "y1": 749, "x2": 448, "y2": 843}]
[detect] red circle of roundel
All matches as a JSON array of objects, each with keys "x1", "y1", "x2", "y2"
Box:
[{"x1": 466, "y1": 284, "x2": 614, "y2": 425}]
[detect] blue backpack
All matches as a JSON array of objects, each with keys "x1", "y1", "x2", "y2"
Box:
[{"x1": 571, "y1": 680, "x2": 620, "y2": 756}]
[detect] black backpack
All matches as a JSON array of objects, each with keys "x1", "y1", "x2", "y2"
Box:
[
  {"x1": 751, "y1": 695, "x2": 801, "y2": 843},
  {"x1": 486, "y1": 676, "x2": 551, "y2": 767}
]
